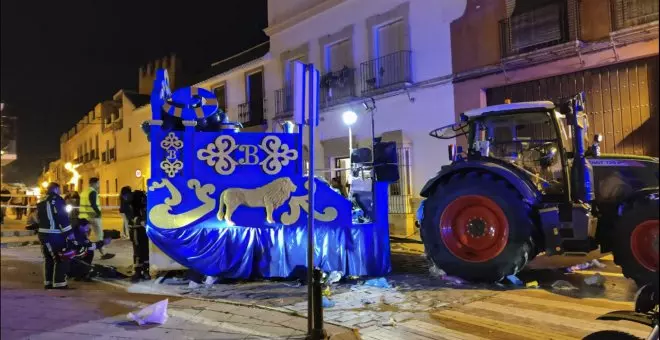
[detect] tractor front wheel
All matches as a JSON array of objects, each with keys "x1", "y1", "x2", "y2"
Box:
[
  {"x1": 421, "y1": 172, "x2": 536, "y2": 282},
  {"x1": 613, "y1": 194, "x2": 659, "y2": 287}
]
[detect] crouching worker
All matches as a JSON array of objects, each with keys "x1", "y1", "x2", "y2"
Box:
[
  {"x1": 130, "y1": 190, "x2": 151, "y2": 282},
  {"x1": 37, "y1": 182, "x2": 74, "y2": 289},
  {"x1": 69, "y1": 218, "x2": 112, "y2": 281}
]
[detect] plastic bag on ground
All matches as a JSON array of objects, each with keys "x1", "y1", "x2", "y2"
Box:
[
  {"x1": 584, "y1": 273, "x2": 606, "y2": 286},
  {"x1": 127, "y1": 299, "x2": 169, "y2": 326},
  {"x1": 326, "y1": 271, "x2": 342, "y2": 285},
  {"x1": 429, "y1": 265, "x2": 446, "y2": 278},
  {"x1": 364, "y1": 277, "x2": 391, "y2": 289},
  {"x1": 551, "y1": 280, "x2": 579, "y2": 291},
  {"x1": 506, "y1": 275, "x2": 523, "y2": 286},
  {"x1": 322, "y1": 296, "x2": 335, "y2": 308}
]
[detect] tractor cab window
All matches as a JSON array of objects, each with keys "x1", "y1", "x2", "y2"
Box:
[{"x1": 474, "y1": 111, "x2": 565, "y2": 194}]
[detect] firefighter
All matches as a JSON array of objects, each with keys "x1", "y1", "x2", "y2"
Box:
[
  {"x1": 37, "y1": 182, "x2": 74, "y2": 289},
  {"x1": 79, "y1": 177, "x2": 114, "y2": 259},
  {"x1": 69, "y1": 218, "x2": 111, "y2": 281},
  {"x1": 130, "y1": 190, "x2": 151, "y2": 282}
]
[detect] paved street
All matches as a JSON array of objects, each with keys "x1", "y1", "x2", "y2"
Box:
[
  {"x1": 0, "y1": 233, "x2": 652, "y2": 339},
  {"x1": 0, "y1": 245, "x2": 357, "y2": 340}
]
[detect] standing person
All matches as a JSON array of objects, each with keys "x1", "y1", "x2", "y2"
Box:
[
  {"x1": 119, "y1": 186, "x2": 133, "y2": 239},
  {"x1": 37, "y1": 182, "x2": 74, "y2": 289},
  {"x1": 17, "y1": 189, "x2": 28, "y2": 220},
  {"x1": 9, "y1": 188, "x2": 21, "y2": 219},
  {"x1": 130, "y1": 190, "x2": 150, "y2": 282},
  {"x1": 0, "y1": 186, "x2": 10, "y2": 224},
  {"x1": 79, "y1": 178, "x2": 114, "y2": 259}
]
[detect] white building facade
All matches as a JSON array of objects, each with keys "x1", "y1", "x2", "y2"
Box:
[{"x1": 263, "y1": 0, "x2": 466, "y2": 235}]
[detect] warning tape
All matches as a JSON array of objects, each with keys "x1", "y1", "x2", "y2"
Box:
[
  {"x1": 0, "y1": 204, "x2": 121, "y2": 210},
  {"x1": 1, "y1": 193, "x2": 120, "y2": 198}
]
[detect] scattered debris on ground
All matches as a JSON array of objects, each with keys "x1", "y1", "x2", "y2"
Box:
[
  {"x1": 525, "y1": 281, "x2": 539, "y2": 289},
  {"x1": 364, "y1": 277, "x2": 391, "y2": 289},
  {"x1": 567, "y1": 259, "x2": 607, "y2": 273},
  {"x1": 551, "y1": 280, "x2": 579, "y2": 291},
  {"x1": 506, "y1": 275, "x2": 524, "y2": 287},
  {"x1": 127, "y1": 299, "x2": 169, "y2": 325},
  {"x1": 326, "y1": 271, "x2": 342, "y2": 285},
  {"x1": 322, "y1": 296, "x2": 335, "y2": 308},
  {"x1": 584, "y1": 273, "x2": 606, "y2": 287},
  {"x1": 429, "y1": 265, "x2": 446, "y2": 278}
]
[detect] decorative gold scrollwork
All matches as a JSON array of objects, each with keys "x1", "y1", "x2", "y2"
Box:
[
  {"x1": 148, "y1": 179, "x2": 217, "y2": 229},
  {"x1": 160, "y1": 132, "x2": 183, "y2": 150},
  {"x1": 160, "y1": 133, "x2": 184, "y2": 178},
  {"x1": 281, "y1": 180, "x2": 338, "y2": 226},
  {"x1": 259, "y1": 136, "x2": 299, "y2": 175},
  {"x1": 160, "y1": 159, "x2": 183, "y2": 178},
  {"x1": 197, "y1": 135, "x2": 239, "y2": 175}
]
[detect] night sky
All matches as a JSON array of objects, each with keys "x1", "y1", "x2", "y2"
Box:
[{"x1": 1, "y1": 0, "x2": 268, "y2": 184}]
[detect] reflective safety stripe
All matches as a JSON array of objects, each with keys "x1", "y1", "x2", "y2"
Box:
[{"x1": 38, "y1": 225, "x2": 71, "y2": 234}]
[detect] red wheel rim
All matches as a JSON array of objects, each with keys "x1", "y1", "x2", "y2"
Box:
[
  {"x1": 439, "y1": 195, "x2": 509, "y2": 263},
  {"x1": 630, "y1": 220, "x2": 659, "y2": 272}
]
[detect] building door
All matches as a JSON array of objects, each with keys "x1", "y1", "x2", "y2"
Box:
[
  {"x1": 486, "y1": 56, "x2": 658, "y2": 156},
  {"x1": 247, "y1": 71, "x2": 264, "y2": 124}
]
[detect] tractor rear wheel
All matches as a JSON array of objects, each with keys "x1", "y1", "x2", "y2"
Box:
[
  {"x1": 613, "y1": 194, "x2": 659, "y2": 287},
  {"x1": 421, "y1": 172, "x2": 536, "y2": 282}
]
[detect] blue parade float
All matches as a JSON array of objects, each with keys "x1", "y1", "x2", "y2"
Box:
[{"x1": 144, "y1": 68, "x2": 392, "y2": 279}]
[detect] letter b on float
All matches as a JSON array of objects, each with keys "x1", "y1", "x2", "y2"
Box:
[{"x1": 239, "y1": 145, "x2": 259, "y2": 165}]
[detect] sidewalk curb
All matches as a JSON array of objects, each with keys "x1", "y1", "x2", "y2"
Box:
[
  {"x1": 0, "y1": 230, "x2": 36, "y2": 237},
  {"x1": 0, "y1": 240, "x2": 40, "y2": 249},
  {"x1": 92, "y1": 276, "x2": 361, "y2": 338}
]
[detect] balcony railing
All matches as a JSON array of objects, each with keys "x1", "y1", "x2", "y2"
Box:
[
  {"x1": 360, "y1": 50, "x2": 412, "y2": 96},
  {"x1": 237, "y1": 101, "x2": 266, "y2": 127},
  {"x1": 612, "y1": 0, "x2": 659, "y2": 31},
  {"x1": 320, "y1": 67, "x2": 357, "y2": 109},
  {"x1": 499, "y1": 0, "x2": 579, "y2": 58},
  {"x1": 274, "y1": 85, "x2": 294, "y2": 118}
]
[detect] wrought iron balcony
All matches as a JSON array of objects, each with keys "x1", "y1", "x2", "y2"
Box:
[
  {"x1": 499, "y1": 0, "x2": 579, "y2": 58},
  {"x1": 360, "y1": 50, "x2": 412, "y2": 96},
  {"x1": 237, "y1": 101, "x2": 266, "y2": 127},
  {"x1": 320, "y1": 67, "x2": 357, "y2": 109},
  {"x1": 274, "y1": 85, "x2": 294, "y2": 118},
  {"x1": 612, "y1": 0, "x2": 659, "y2": 31}
]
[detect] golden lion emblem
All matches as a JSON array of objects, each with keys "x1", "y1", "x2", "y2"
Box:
[{"x1": 217, "y1": 177, "x2": 298, "y2": 225}]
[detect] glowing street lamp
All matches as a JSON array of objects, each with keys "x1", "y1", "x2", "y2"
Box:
[
  {"x1": 64, "y1": 162, "x2": 81, "y2": 190},
  {"x1": 342, "y1": 110, "x2": 358, "y2": 185},
  {"x1": 41, "y1": 181, "x2": 49, "y2": 189}
]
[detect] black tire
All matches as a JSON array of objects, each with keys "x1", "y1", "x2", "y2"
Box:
[
  {"x1": 582, "y1": 330, "x2": 641, "y2": 340},
  {"x1": 613, "y1": 194, "x2": 659, "y2": 288},
  {"x1": 421, "y1": 172, "x2": 536, "y2": 282}
]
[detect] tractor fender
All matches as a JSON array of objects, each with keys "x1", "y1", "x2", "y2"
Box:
[
  {"x1": 419, "y1": 161, "x2": 542, "y2": 204},
  {"x1": 616, "y1": 187, "x2": 659, "y2": 217}
]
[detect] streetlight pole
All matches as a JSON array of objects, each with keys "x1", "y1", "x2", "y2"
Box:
[{"x1": 342, "y1": 110, "x2": 357, "y2": 190}]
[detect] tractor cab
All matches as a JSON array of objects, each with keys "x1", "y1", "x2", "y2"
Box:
[{"x1": 431, "y1": 94, "x2": 594, "y2": 204}]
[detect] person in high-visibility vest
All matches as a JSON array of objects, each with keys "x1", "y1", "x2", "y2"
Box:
[{"x1": 79, "y1": 177, "x2": 114, "y2": 260}]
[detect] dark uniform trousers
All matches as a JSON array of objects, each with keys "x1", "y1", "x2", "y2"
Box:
[
  {"x1": 39, "y1": 233, "x2": 70, "y2": 287},
  {"x1": 130, "y1": 226, "x2": 149, "y2": 272}
]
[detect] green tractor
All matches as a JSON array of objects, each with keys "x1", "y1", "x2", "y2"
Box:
[{"x1": 419, "y1": 93, "x2": 658, "y2": 286}]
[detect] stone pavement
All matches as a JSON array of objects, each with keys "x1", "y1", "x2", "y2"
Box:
[
  {"x1": 2, "y1": 236, "x2": 646, "y2": 339},
  {"x1": 1, "y1": 251, "x2": 358, "y2": 340},
  {"x1": 0, "y1": 289, "x2": 358, "y2": 340}
]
